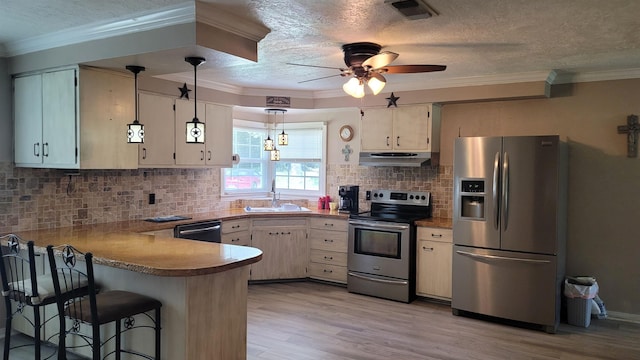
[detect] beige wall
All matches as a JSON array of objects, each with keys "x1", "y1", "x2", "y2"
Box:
[{"x1": 439, "y1": 79, "x2": 640, "y2": 315}]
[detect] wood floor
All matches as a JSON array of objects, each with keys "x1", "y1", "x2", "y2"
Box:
[{"x1": 247, "y1": 281, "x2": 640, "y2": 360}]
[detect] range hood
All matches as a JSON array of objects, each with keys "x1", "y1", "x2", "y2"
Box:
[{"x1": 359, "y1": 152, "x2": 438, "y2": 167}]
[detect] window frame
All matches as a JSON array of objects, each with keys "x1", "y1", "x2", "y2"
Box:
[{"x1": 221, "y1": 119, "x2": 326, "y2": 199}]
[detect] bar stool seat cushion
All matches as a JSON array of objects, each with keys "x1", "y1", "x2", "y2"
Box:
[
  {"x1": 67, "y1": 290, "x2": 162, "y2": 325},
  {"x1": 6, "y1": 272, "x2": 88, "y2": 305}
]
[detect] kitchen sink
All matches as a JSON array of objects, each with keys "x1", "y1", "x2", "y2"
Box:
[{"x1": 243, "y1": 204, "x2": 311, "y2": 213}]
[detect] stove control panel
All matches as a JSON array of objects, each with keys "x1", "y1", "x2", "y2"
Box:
[{"x1": 370, "y1": 189, "x2": 430, "y2": 206}]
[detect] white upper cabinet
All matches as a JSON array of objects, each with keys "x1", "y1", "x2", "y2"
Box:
[
  {"x1": 138, "y1": 96, "x2": 233, "y2": 168},
  {"x1": 138, "y1": 93, "x2": 175, "y2": 167},
  {"x1": 360, "y1": 104, "x2": 440, "y2": 152},
  {"x1": 14, "y1": 66, "x2": 137, "y2": 169}
]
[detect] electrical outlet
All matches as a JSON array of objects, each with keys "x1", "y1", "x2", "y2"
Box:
[
  {"x1": 366, "y1": 190, "x2": 371, "y2": 200},
  {"x1": 149, "y1": 193, "x2": 156, "y2": 205}
]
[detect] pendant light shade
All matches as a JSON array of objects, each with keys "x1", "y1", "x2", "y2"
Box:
[
  {"x1": 263, "y1": 136, "x2": 274, "y2": 151},
  {"x1": 185, "y1": 56, "x2": 206, "y2": 144},
  {"x1": 126, "y1": 65, "x2": 145, "y2": 143},
  {"x1": 342, "y1": 77, "x2": 365, "y2": 98},
  {"x1": 270, "y1": 147, "x2": 280, "y2": 161}
]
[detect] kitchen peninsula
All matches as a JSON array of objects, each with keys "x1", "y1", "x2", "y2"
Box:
[{"x1": 13, "y1": 221, "x2": 263, "y2": 360}]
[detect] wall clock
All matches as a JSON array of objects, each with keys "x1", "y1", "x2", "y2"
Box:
[{"x1": 339, "y1": 125, "x2": 354, "y2": 142}]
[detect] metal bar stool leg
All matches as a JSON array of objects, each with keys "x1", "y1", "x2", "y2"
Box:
[
  {"x1": 115, "y1": 319, "x2": 121, "y2": 360},
  {"x1": 3, "y1": 308, "x2": 11, "y2": 360},
  {"x1": 34, "y1": 306, "x2": 41, "y2": 360},
  {"x1": 155, "y1": 307, "x2": 161, "y2": 360}
]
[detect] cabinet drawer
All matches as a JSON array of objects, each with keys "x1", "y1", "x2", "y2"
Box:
[
  {"x1": 309, "y1": 217, "x2": 348, "y2": 232},
  {"x1": 309, "y1": 249, "x2": 347, "y2": 266},
  {"x1": 309, "y1": 229, "x2": 347, "y2": 252},
  {"x1": 308, "y1": 262, "x2": 347, "y2": 283},
  {"x1": 222, "y1": 219, "x2": 250, "y2": 234},
  {"x1": 417, "y1": 227, "x2": 453, "y2": 243},
  {"x1": 416, "y1": 240, "x2": 452, "y2": 299},
  {"x1": 221, "y1": 231, "x2": 250, "y2": 246}
]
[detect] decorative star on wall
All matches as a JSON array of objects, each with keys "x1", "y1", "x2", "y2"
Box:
[
  {"x1": 386, "y1": 92, "x2": 400, "y2": 108},
  {"x1": 178, "y1": 83, "x2": 191, "y2": 99}
]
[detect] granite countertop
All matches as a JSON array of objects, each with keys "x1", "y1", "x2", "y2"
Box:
[{"x1": 9, "y1": 208, "x2": 348, "y2": 277}]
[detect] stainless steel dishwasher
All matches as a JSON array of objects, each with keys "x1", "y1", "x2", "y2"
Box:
[{"x1": 173, "y1": 220, "x2": 222, "y2": 243}]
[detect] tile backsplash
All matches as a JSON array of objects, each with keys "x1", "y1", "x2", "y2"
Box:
[{"x1": 0, "y1": 162, "x2": 452, "y2": 233}]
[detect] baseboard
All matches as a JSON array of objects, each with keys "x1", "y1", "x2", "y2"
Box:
[{"x1": 607, "y1": 311, "x2": 640, "y2": 324}]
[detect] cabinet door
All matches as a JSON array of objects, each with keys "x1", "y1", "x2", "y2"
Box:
[
  {"x1": 205, "y1": 103, "x2": 233, "y2": 167},
  {"x1": 175, "y1": 99, "x2": 206, "y2": 166},
  {"x1": 251, "y1": 228, "x2": 307, "y2": 280},
  {"x1": 138, "y1": 93, "x2": 175, "y2": 166},
  {"x1": 279, "y1": 228, "x2": 308, "y2": 279},
  {"x1": 393, "y1": 105, "x2": 430, "y2": 151},
  {"x1": 42, "y1": 69, "x2": 78, "y2": 167},
  {"x1": 360, "y1": 108, "x2": 393, "y2": 151},
  {"x1": 14, "y1": 74, "x2": 43, "y2": 165},
  {"x1": 250, "y1": 229, "x2": 281, "y2": 280},
  {"x1": 416, "y1": 240, "x2": 452, "y2": 299}
]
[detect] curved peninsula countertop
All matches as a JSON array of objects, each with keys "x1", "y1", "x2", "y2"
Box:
[{"x1": 14, "y1": 225, "x2": 263, "y2": 277}]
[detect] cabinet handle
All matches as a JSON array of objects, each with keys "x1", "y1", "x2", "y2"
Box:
[
  {"x1": 324, "y1": 223, "x2": 334, "y2": 227},
  {"x1": 386, "y1": 136, "x2": 390, "y2": 147},
  {"x1": 269, "y1": 232, "x2": 278, "y2": 235},
  {"x1": 323, "y1": 269, "x2": 333, "y2": 273},
  {"x1": 207, "y1": 150, "x2": 212, "y2": 161},
  {"x1": 200, "y1": 150, "x2": 205, "y2": 161},
  {"x1": 431, "y1": 233, "x2": 443, "y2": 238},
  {"x1": 283, "y1": 232, "x2": 291, "y2": 235},
  {"x1": 142, "y1": 148, "x2": 147, "y2": 159},
  {"x1": 43, "y1": 142, "x2": 49, "y2": 157},
  {"x1": 397, "y1": 136, "x2": 400, "y2": 147},
  {"x1": 324, "y1": 239, "x2": 334, "y2": 243},
  {"x1": 422, "y1": 246, "x2": 434, "y2": 251},
  {"x1": 34, "y1": 143, "x2": 40, "y2": 157},
  {"x1": 323, "y1": 256, "x2": 333, "y2": 260},
  {"x1": 232, "y1": 225, "x2": 240, "y2": 229},
  {"x1": 232, "y1": 238, "x2": 239, "y2": 242}
]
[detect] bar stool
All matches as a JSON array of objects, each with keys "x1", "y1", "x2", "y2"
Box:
[
  {"x1": 46, "y1": 244, "x2": 161, "y2": 360},
  {"x1": 0, "y1": 234, "x2": 89, "y2": 360}
]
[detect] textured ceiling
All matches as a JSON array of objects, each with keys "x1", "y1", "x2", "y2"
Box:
[{"x1": 2, "y1": 0, "x2": 640, "y2": 95}]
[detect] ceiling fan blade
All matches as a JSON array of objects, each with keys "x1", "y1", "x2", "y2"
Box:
[
  {"x1": 382, "y1": 64, "x2": 447, "y2": 73},
  {"x1": 362, "y1": 51, "x2": 399, "y2": 70},
  {"x1": 286, "y1": 62, "x2": 344, "y2": 70},
  {"x1": 298, "y1": 74, "x2": 343, "y2": 84}
]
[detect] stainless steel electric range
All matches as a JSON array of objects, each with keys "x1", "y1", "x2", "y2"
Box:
[{"x1": 347, "y1": 189, "x2": 432, "y2": 303}]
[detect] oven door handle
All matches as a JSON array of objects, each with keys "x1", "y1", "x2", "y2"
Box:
[
  {"x1": 177, "y1": 225, "x2": 221, "y2": 235},
  {"x1": 348, "y1": 272, "x2": 409, "y2": 285},
  {"x1": 348, "y1": 220, "x2": 410, "y2": 231}
]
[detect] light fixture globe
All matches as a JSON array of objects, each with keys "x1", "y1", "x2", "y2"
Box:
[
  {"x1": 367, "y1": 74, "x2": 386, "y2": 95},
  {"x1": 185, "y1": 56, "x2": 206, "y2": 144},
  {"x1": 125, "y1": 65, "x2": 145, "y2": 143},
  {"x1": 343, "y1": 77, "x2": 365, "y2": 98}
]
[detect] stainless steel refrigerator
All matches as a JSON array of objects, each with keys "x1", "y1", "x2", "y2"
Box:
[{"x1": 452, "y1": 135, "x2": 567, "y2": 333}]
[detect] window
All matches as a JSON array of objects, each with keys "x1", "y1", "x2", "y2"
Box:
[{"x1": 222, "y1": 120, "x2": 326, "y2": 197}]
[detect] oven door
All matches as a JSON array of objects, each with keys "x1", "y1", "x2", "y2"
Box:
[{"x1": 348, "y1": 219, "x2": 411, "y2": 279}]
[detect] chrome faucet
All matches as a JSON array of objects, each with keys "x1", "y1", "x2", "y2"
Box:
[{"x1": 271, "y1": 179, "x2": 279, "y2": 207}]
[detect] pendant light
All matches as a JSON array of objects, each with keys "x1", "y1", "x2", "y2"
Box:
[
  {"x1": 126, "y1": 65, "x2": 145, "y2": 143},
  {"x1": 263, "y1": 109, "x2": 275, "y2": 151},
  {"x1": 185, "y1": 56, "x2": 206, "y2": 144},
  {"x1": 276, "y1": 109, "x2": 288, "y2": 146}
]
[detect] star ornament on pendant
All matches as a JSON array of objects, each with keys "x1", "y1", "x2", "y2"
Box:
[
  {"x1": 179, "y1": 83, "x2": 191, "y2": 99},
  {"x1": 386, "y1": 92, "x2": 400, "y2": 108}
]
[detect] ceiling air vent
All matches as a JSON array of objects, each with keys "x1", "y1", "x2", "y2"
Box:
[{"x1": 384, "y1": 0, "x2": 438, "y2": 20}]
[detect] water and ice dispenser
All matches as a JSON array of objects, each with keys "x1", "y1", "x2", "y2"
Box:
[{"x1": 459, "y1": 180, "x2": 485, "y2": 219}]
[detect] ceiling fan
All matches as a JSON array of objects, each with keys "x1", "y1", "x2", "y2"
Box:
[{"x1": 287, "y1": 42, "x2": 446, "y2": 98}]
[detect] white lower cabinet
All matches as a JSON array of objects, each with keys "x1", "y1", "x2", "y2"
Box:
[
  {"x1": 308, "y1": 218, "x2": 348, "y2": 284},
  {"x1": 416, "y1": 227, "x2": 453, "y2": 300},
  {"x1": 250, "y1": 218, "x2": 307, "y2": 280},
  {"x1": 221, "y1": 219, "x2": 250, "y2": 246}
]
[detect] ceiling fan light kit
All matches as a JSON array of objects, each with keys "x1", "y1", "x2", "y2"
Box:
[
  {"x1": 185, "y1": 56, "x2": 206, "y2": 144},
  {"x1": 291, "y1": 42, "x2": 445, "y2": 98}
]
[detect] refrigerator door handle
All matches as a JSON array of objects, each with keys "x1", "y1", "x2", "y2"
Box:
[
  {"x1": 493, "y1": 151, "x2": 500, "y2": 230},
  {"x1": 456, "y1": 250, "x2": 551, "y2": 264},
  {"x1": 502, "y1": 151, "x2": 510, "y2": 231}
]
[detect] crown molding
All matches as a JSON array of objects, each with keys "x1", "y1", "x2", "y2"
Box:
[
  {"x1": 4, "y1": 2, "x2": 195, "y2": 57},
  {"x1": 551, "y1": 68, "x2": 640, "y2": 84}
]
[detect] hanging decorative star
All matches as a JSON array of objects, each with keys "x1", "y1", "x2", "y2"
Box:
[
  {"x1": 386, "y1": 92, "x2": 400, "y2": 108},
  {"x1": 178, "y1": 83, "x2": 191, "y2": 99}
]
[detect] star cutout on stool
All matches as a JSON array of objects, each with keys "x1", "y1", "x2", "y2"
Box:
[
  {"x1": 386, "y1": 92, "x2": 400, "y2": 108},
  {"x1": 178, "y1": 83, "x2": 191, "y2": 99}
]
